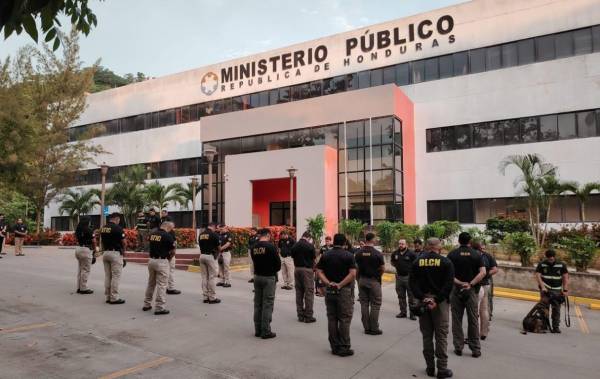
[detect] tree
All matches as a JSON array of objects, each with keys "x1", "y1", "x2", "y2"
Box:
[
  {"x1": 539, "y1": 176, "x2": 570, "y2": 247},
  {"x1": 502, "y1": 231, "x2": 536, "y2": 267},
  {"x1": 562, "y1": 181, "x2": 600, "y2": 226},
  {"x1": 58, "y1": 188, "x2": 97, "y2": 229},
  {"x1": 107, "y1": 165, "x2": 146, "y2": 227},
  {"x1": 558, "y1": 235, "x2": 598, "y2": 272},
  {"x1": 90, "y1": 66, "x2": 148, "y2": 93},
  {"x1": 144, "y1": 181, "x2": 184, "y2": 210},
  {"x1": 175, "y1": 182, "x2": 202, "y2": 210},
  {"x1": 375, "y1": 221, "x2": 398, "y2": 254},
  {"x1": 499, "y1": 153, "x2": 557, "y2": 247},
  {"x1": 1, "y1": 0, "x2": 100, "y2": 50},
  {"x1": 339, "y1": 219, "x2": 365, "y2": 245},
  {"x1": 1, "y1": 30, "x2": 103, "y2": 234},
  {"x1": 305, "y1": 214, "x2": 326, "y2": 249}
]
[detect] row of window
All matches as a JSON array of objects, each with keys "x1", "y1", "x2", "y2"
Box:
[
  {"x1": 67, "y1": 24, "x2": 600, "y2": 142},
  {"x1": 427, "y1": 195, "x2": 600, "y2": 224},
  {"x1": 426, "y1": 109, "x2": 600, "y2": 152}
]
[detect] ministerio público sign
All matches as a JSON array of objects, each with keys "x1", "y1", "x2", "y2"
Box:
[{"x1": 200, "y1": 14, "x2": 455, "y2": 97}]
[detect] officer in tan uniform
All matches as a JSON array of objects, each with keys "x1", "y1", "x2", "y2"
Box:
[
  {"x1": 198, "y1": 223, "x2": 221, "y2": 304},
  {"x1": 100, "y1": 213, "x2": 126, "y2": 304},
  {"x1": 143, "y1": 221, "x2": 176, "y2": 315}
]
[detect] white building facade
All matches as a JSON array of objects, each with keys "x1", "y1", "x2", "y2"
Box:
[{"x1": 46, "y1": 0, "x2": 600, "y2": 235}]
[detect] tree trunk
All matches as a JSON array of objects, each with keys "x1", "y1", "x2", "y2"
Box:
[
  {"x1": 35, "y1": 209, "x2": 42, "y2": 246},
  {"x1": 541, "y1": 202, "x2": 552, "y2": 248},
  {"x1": 581, "y1": 202, "x2": 586, "y2": 227}
]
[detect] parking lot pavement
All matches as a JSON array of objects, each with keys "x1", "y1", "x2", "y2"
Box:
[{"x1": 0, "y1": 247, "x2": 598, "y2": 379}]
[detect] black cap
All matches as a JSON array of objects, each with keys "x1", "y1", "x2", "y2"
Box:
[
  {"x1": 458, "y1": 232, "x2": 471, "y2": 245},
  {"x1": 333, "y1": 233, "x2": 347, "y2": 247},
  {"x1": 365, "y1": 232, "x2": 375, "y2": 242},
  {"x1": 108, "y1": 212, "x2": 121, "y2": 220},
  {"x1": 545, "y1": 249, "x2": 556, "y2": 258},
  {"x1": 258, "y1": 228, "x2": 270, "y2": 236}
]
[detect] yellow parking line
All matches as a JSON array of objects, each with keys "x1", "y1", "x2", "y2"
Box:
[
  {"x1": 0, "y1": 322, "x2": 56, "y2": 334},
  {"x1": 574, "y1": 304, "x2": 590, "y2": 335},
  {"x1": 98, "y1": 356, "x2": 173, "y2": 379}
]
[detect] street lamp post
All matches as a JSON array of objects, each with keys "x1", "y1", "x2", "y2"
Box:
[
  {"x1": 286, "y1": 167, "x2": 297, "y2": 228},
  {"x1": 204, "y1": 145, "x2": 217, "y2": 225},
  {"x1": 191, "y1": 176, "x2": 198, "y2": 231},
  {"x1": 100, "y1": 163, "x2": 109, "y2": 227}
]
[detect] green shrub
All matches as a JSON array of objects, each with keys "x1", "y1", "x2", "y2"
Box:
[
  {"x1": 502, "y1": 232, "x2": 536, "y2": 267},
  {"x1": 375, "y1": 221, "x2": 398, "y2": 253},
  {"x1": 339, "y1": 219, "x2": 365, "y2": 245},
  {"x1": 556, "y1": 235, "x2": 599, "y2": 272},
  {"x1": 422, "y1": 223, "x2": 446, "y2": 240},
  {"x1": 433, "y1": 220, "x2": 461, "y2": 241},
  {"x1": 397, "y1": 224, "x2": 421, "y2": 244},
  {"x1": 306, "y1": 214, "x2": 326, "y2": 249},
  {"x1": 485, "y1": 217, "x2": 529, "y2": 243}
]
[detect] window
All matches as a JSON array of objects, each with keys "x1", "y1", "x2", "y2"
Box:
[
  {"x1": 518, "y1": 39, "x2": 535, "y2": 65},
  {"x1": 358, "y1": 71, "x2": 370, "y2": 89},
  {"x1": 105, "y1": 119, "x2": 120, "y2": 135},
  {"x1": 469, "y1": 48, "x2": 486, "y2": 73},
  {"x1": 395, "y1": 63, "x2": 410, "y2": 85},
  {"x1": 441, "y1": 200, "x2": 458, "y2": 221},
  {"x1": 502, "y1": 42, "x2": 518, "y2": 67},
  {"x1": 455, "y1": 124, "x2": 471, "y2": 149},
  {"x1": 278, "y1": 86, "x2": 290, "y2": 103},
  {"x1": 426, "y1": 128, "x2": 441, "y2": 152},
  {"x1": 269, "y1": 89, "x2": 279, "y2": 105},
  {"x1": 120, "y1": 117, "x2": 135, "y2": 133},
  {"x1": 593, "y1": 26, "x2": 600, "y2": 52},
  {"x1": 258, "y1": 91, "x2": 269, "y2": 107},
  {"x1": 370, "y1": 69, "x2": 383, "y2": 86},
  {"x1": 520, "y1": 117, "x2": 539, "y2": 143},
  {"x1": 427, "y1": 201, "x2": 442, "y2": 222},
  {"x1": 439, "y1": 55, "x2": 453, "y2": 78},
  {"x1": 411, "y1": 60, "x2": 425, "y2": 83},
  {"x1": 472, "y1": 122, "x2": 503, "y2": 147},
  {"x1": 181, "y1": 106, "x2": 191, "y2": 123},
  {"x1": 573, "y1": 28, "x2": 592, "y2": 55},
  {"x1": 346, "y1": 148, "x2": 365, "y2": 171},
  {"x1": 249, "y1": 93, "x2": 260, "y2": 108},
  {"x1": 555, "y1": 31, "x2": 573, "y2": 58},
  {"x1": 159, "y1": 109, "x2": 175, "y2": 126},
  {"x1": 452, "y1": 52, "x2": 468, "y2": 76},
  {"x1": 240, "y1": 95, "x2": 250, "y2": 110},
  {"x1": 232, "y1": 96, "x2": 244, "y2": 111},
  {"x1": 345, "y1": 120, "x2": 364, "y2": 148},
  {"x1": 577, "y1": 111, "x2": 597, "y2": 138},
  {"x1": 269, "y1": 201, "x2": 295, "y2": 226},
  {"x1": 502, "y1": 119, "x2": 521, "y2": 144},
  {"x1": 536, "y1": 35, "x2": 555, "y2": 61},
  {"x1": 346, "y1": 73, "x2": 358, "y2": 91},
  {"x1": 424, "y1": 57, "x2": 439, "y2": 81},
  {"x1": 439, "y1": 127, "x2": 455, "y2": 151},
  {"x1": 369, "y1": 170, "x2": 394, "y2": 194},
  {"x1": 486, "y1": 45, "x2": 502, "y2": 70},
  {"x1": 558, "y1": 113, "x2": 577, "y2": 139},
  {"x1": 292, "y1": 83, "x2": 311, "y2": 100},
  {"x1": 133, "y1": 115, "x2": 146, "y2": 131},
  {"x1": 458, "y1": 199, "x2": 474, "y2": 223},
  {"x1": 310, "y1": 81, "x2": 322, "y2": 97},
  {"x1": 382, "y1": 66, "x2": 395, "y2": 84},
  {"x1": 539, "y1": 115, "x2": 558, "y2": 141}
]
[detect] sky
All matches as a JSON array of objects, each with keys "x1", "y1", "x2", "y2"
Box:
[{"x1": 0, "y1": 0, "x2": 467, "y2": 78}]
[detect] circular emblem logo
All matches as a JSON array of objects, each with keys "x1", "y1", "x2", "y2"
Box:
[{"x1": 201, "y1": 72, "x2": 219, "y2": 96}]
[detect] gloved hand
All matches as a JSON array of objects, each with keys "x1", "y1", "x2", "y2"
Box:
[
  {"x1": 92, "y1": 257, "x2": 96, "y2": 265},
  {"x1": 123, "y1": 259, "x2": 127, "y2": 268}
]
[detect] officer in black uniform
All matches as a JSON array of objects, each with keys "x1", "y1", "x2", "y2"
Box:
[
  {"x1": 0, "y1": 214, "x2": 7, "y2": 256},
  {"x1": 355, "y1": 232, "x2": 385, "y2": 335},
  {"x1": 278, "y1": 230, "x2": 296, "y2": 290},
  {"x1": 100, "y1": 213, "x2": 127, "y2": 304},
  {"x1": 198, "y1": 223, "x2": 221, "y2": 304},
  {"x1": 409, "y1": 237, "x2": 455, "y2": 379},
  {"x1": 290, "y1": 231, "x2": 316, "y2": 322},
  {"x1": 535, "y1": 249, "x2": 569, "y2": 333},
  {"x1": 134, "y1": 212, "x2": 149, "y2": 252},
  {"x1": 75, "y1": 216, "x2": 96, "y2": 294},
  {"x1": 251, "y1": 228, "x2": 281, "y2": 339},
  {"x1": 147, "y1": 209, "x2": 161, "y2": 231},
  {"x1": 391, "y1": 239, "x2": 418, "y2": 319},
  {"x1": 414, "y1": 239, "x2": 424, "y2": 255},
  {"x1": 248, "y1": 227, "x2": 258, "y2": 283},
  {"x1": 447, "y1": 232, "x2": 486, "y2": 358},
  {"x1": 317, "y1": 234, "x2": 357, "y2": 357},
  {"x1": 217, "y1": 224, "x2": 233, "y2": 288},
  {"x1": 315, "y1": 236, "x2": 333, "y2": 296},
  {"x1": 143, "y1": 221, "x2": 176, "y2": 315}
]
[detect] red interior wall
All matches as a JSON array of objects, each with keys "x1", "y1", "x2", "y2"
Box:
[
  {"x1": 252, "y1": 178, "x2": 296, "y2": 227},
  {"x1": 393, "y1": 87, "x2": 416, "y2": 224}
]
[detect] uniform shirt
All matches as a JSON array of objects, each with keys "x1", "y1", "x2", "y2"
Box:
[
  {"x1": 198, "y1": 230, "x2": 220, "y2": 255},
  {"x1": 251, "y1": 240, "x2": 281, "y2": 276},
  {"x1": 13, "y1": 223, "x2": 28, "y2": 236},
  {"x1": 480, "y1": 251, "x2": 498, "y2": 286},
  {"x1": 317, "y1": 247, "x2": 356, "y2": 284},
  {"x1": 390, "y1": 248, "x2": 418, "y2": 276},
  {"x1": 290, "y1": 239, "x2": 315, "y2": 268},
  {"x1": 100, "y1": 222, "x2": 125, "y2": 252},
  {"x1": 147, "y1": 215, "x2": 161, "y2": 229},
  {"x1": 75, "y1": 224, "x2": 94, "y2": 247},
  {"x1": 149, "y1": 229, "x2": 176, "y2": 259},
  {"x1": 409, "y1": 251, "x2": 455, "y2": 303},
  {"x1": 219, "y1": 232, "x2": 233, "y2": 252},
  {"x1": 536, "y1": 259, "x2": 568, "y2": 290},
  {"x1": 319, "y1": 244, "x2": 333, "y2": 255},
  {"x1": 135, "y1": 216, "x2": 148, "y2": 230},
  {"x1": 248, "y1": 235, "x2": 258, "y2": 250},
  {"x1": 355, "y1": 245, "x2": 385, "y2": 281},
  {"x1": 278, "y1": 237, "x2": 296, "y2": 258},
  {"x1": 447, "y1": 245, "x2": 485, "y2": 284},
  {"x1": 0, "y1": 219, "x2": 7, "y2": 237}
]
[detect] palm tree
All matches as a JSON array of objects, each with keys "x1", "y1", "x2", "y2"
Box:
[
  {"x1": 174, "y1": 182, "x2": 202, "y2": 210},
  {"x1": 562, "y1": 181, "x2": 600, "y2": 225},
  {"x1": 143, "y1": 181, "x2": 184, "y2": 210},
  {"x1": 539, "y1": 176, "x2": 570, "y2": 247},
  {"x1": 58, "y1": 189, "x2": 98, "y2": 230},
  {"x1": 499, "y1": 153, "x2": 557, "y2": 246},
  {"x1": 108, "y1": 165, "x2": 147, "y2": 227}
]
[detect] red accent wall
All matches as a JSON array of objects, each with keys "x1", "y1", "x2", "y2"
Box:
[
  {"x1": 393, "y1": 87, "x2": 416, "y2": 224},
  {"x1": 252, "y1": 178, "x2": 296, "y2": 227}
]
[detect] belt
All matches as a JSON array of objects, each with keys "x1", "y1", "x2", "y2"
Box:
[{"x1": 150, "y1": 256, "x2": 168, "y2": 259}]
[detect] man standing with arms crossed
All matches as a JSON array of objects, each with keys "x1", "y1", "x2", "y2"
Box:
[
  {"x1": 198, "y1": 223, "x2": 221, "y2": 304},
  {"x1": 291, "y1": 231, "x2": 316, "y2": 323},
  {"x1": 278, "y1": 230, "x2": 296, "y2": 290},
  {"x1": 100, "y1": 213, "x2": 127, "y2": 304},
  {"x1": 391, "y1": 238, "x2": 418, "y2": 319},
  {"x1": 355, "y1": 232, "x2": 385, "y2": 335},
  {"x1": 409, "y1": 237, "x2": 454, "y2": 378}
]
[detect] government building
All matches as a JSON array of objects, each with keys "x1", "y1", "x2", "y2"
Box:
[{"x1": 46, "y1": 0, "x2": 600, "y2": 236}]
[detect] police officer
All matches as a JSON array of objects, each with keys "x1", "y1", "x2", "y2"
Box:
[
  {"x1": 447, "y1": 232, "x2": 486, "y2": 358},
  {"x1": 251, "y1": 228, "x2": 281, "y2": 339},
  {"x1": 535, "y1": 249, "x2": 569, "y2": 333},
  {"x1": 355, "y1": 232, "x2": 385, "y2": 335},
  {"x1": 75, "y1": 216, "x2": 96, "y2": 294},
  {"x1": 160, "y1": 209, "x2": 172, "y2": 223},
  {"x1": 291, "y1": 231, "x2": 316, "y2": 323},
  {"x1": 147, "y1": 209, "x2": 161, "y2": 232},
  {"x1": 248, "y1": 227, "x2": 258, "y2": 283},
  {"x1": 198, "y1": 223, "x2": 221, "y2": 304},
  {"x1": 472, "y1": 239, "x2": 498, "y2": 340},
  {"x1": 0, "y1": 214, "x2": 7, "y2": 256},
  {"x1": 217, "y1": 224, "x2": 233, "y2": 288},
  {"x1": 409, "y1": 237, "x2": 454, "y2": 379},
  {"x1": 414, "y1": 239, "x2": 424, "y2": 255},
  {"x1": 100, "y1": 213, "x2": 127, "y2": 304},
  {"x1": 143, "y1": 221, "x2": 176, "y2": 315},
  {"x1": 316, "y1": 233, "x2": 357, "y2": 357},
  {"x1": 315, "y1": 236, "x2": 333, "y2": 296},
  {"x1": 134, "y1": 211, "x2": 148, "y2": 252},
  {"x1": 278, "y1": 230, "x2": 296, "y2": 290},
  {"x1": 391, "y1": 238, "x2": 418, "y2": 319},
  {"x1": 164, "y1": 217, "x2": 180, "y2": 296},
  {"x1": 13, "y1": 218, "x2": 28, "y2": 256}
]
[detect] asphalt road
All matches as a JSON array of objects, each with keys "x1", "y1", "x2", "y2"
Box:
[{"x1": 0, "y1": 247, "x2": 598, "y2": 379}]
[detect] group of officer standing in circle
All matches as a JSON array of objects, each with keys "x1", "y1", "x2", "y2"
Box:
[{"x1": 69, "y1": 211, "x2": 570, "y2": 379}]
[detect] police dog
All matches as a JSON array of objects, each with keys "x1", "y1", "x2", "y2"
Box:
[{"x1": 521, "y1": 300, "x2": 551, "y2": 334}]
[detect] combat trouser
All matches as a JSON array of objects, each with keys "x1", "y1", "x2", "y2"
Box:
[
  {"x1": 395, "y1": 274, "x2": 415, "y2": 316},
  {"x1": 358, "y1": 277, "x2": 382, "y2": 332},
  {"x1": 103, "y1": 251, "x2": 123, "y2": 302},
  {"x1": 137, "y1": 229, "x2": 148, "y2": 251},
  {"x1": 218, "y1": 251, "x2": 231, "y2": 285},
  {"x1": 450, "y1": 286, "x2": 481, "y2": 353},
  {"x1": 254, "y1": 275, "x2": 276, "y2": 337},
  {"x1": 14, "y1": 237, "x2": 24, "y2": 255},
  {"x1": 281, "y1": 256, "x2": 294, "y2": 287},
  {"x1": 200, "y1": 254, "x2": 218, "y2": 301},
  {"x1": 479, "y1": 285, "x2": 491, "y2": 337},
  {"x1": 325, "y1": 285, "x2": 354, "y2": 352},
  {"x1": 541, "y1": 290, "x2": 562, "y2": 330},
  {"x1": 144, "y1": 258, "x2": 169, "y2": 311},
  {"x1": 167, "y1": 257, "x2": 176, "y2": 290},
  {"x1": 294, "y1": 267, "x2": 314, "y2": 318},
  {"x1": 419, "y1": 299, "x2": 450, "y2": 371},
  {"x1": 75, "y1": 246, "x2": 93, "y2": 291}
]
